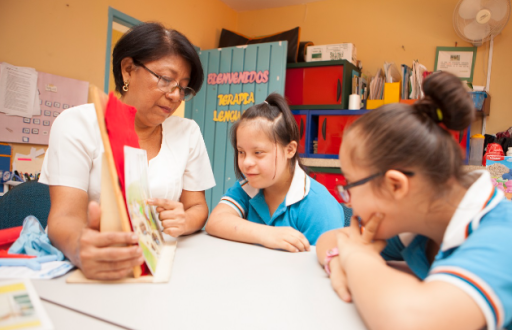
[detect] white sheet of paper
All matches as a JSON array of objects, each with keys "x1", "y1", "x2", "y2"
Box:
[
  {"x1": 436, "y1": 51, "x2": 474, "y2": 79},
  {"x1": 0, "y1": 63, "x2": 38, "y2": 118},
  {"x1": 0, "y1": 261, "x2": 74, "y2": 279}
]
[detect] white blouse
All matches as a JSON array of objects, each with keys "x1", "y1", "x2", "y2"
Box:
[{"x1": 40, "y1": 103, "x2": 215, "y2": 202}]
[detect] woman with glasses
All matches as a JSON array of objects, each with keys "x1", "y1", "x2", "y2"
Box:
[
  {"x1": 40, "y1": 22, "x2": 215, "y2": 280},
  {"x1": 315, "y1": 71, "x2": 512, "y2": 330}
]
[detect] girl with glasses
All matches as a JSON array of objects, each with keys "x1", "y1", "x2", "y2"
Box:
[
  {"x1": 40, "y1": 23, "x2": 215, "y2": 280},
  {"x1": 206, "y1": 93, "x2": 345, "y2": 251},
  {"x1": 316, "y1": 71, "x2": 512, "y2": 330}
]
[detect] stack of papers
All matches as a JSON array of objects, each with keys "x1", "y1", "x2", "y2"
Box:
[
  {"x1": 383, "y1": 62, "x2": 401, "y2": 83},
  {"x1": 409, "y1": 60, "x2": 428, "y2": 99},
  {"x1": 0, "y1": 62, "x2": 41, "y2": 118},
  {"x1": 401, "y1": 65, "x2": 412, "y2": 99},
  {"x1": 369, "y1": 69, "x2": 385, "y2": 100}
]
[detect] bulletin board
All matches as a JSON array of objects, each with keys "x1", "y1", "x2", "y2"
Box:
[
  {"x1": 0, "y1": 68, "x2": 89, "y2": 145},
  {"x1": 184, "y1": 41, "x2": 288, "y2": 209}
]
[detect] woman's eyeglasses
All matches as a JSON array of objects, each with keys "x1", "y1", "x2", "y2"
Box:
[
  {"x1": 134, "y1": 60, "x2": 196, "y2": 101},
  {"x1": 336, "y1": 170, "x2": 415, "y2": 204}
]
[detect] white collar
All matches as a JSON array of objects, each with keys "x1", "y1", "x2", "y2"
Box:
[
  {"x1": 240, "y1": 162, "x2": 311, "y2": 206},
  {"x1": 441, "y1": 170, "x2": 504, "y2": 252}
]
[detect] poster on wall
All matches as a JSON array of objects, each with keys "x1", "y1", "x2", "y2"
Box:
[
  {"x1": 0, "y1": 63, "x2": 89, "y2": 145},
  {"x1": 184, "y1": 41, "x2": 288, "y2": 209}
]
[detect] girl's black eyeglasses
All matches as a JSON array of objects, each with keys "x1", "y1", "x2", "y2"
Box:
[{"x1": 336, "y1": 170, "x2": 415, "y2": 204}]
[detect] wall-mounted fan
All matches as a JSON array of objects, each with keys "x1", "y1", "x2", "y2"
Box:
[
  {"x1": 453, "y1": 0, "x2": 511, "y2": 133},
  {"x1": 454, "y1": 0, "x2": 511, "y2": 46}
]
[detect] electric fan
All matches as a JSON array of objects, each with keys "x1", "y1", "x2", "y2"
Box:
[
  {"x1": 453, "y1": 0, "x2": 510, "y2": 133},
  {"x1": 454, "y1": 0, "x2": 510, "y2": 46}
]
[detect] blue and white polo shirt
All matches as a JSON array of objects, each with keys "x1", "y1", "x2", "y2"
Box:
[
  {"x1": 382, "y1": 171, "x2": 512, "y2": 330},
  {"x1": 219, "y1": 162, "x2": 345, "y2": 245}
]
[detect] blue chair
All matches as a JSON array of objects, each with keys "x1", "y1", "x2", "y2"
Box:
[
  {"x1": 341, "y1": 204, "x2": 353, "y2": 227},
  {"x1": 0, "y1": 181, "x2": 50, "y2": 229}
]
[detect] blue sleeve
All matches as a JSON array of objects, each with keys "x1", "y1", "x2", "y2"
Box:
[
  {"x1": 427, "y1": 202, "x2": 512, "y2": 330},
  {"x1": 381, "y1": 236, "x2": 405, "y2": 261},
  {"x1": 296, "y1": 186, "x2": 345, "y2": 245},
  {"x1": 218, "y1": 181, "x2": 250, "y2": 218}
]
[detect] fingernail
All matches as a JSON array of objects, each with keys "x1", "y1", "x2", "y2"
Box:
[
  {"x1": 375, "y1": 213, "x2": 383, "y2": 218},
  {"x1": 131, "y1": 234, "x2": 138, "y2": 241},
  {"x1": 136, "y1": 247, "x2": 142, "y2": 253},
  {"x1": 147, "y1": 198, "x2": 155, "y2": 204}
]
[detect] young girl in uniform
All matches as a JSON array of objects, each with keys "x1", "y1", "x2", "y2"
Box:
[
  {"x1": 206, "y1": 93, "x2": 345, "y2": 251},
  {"x1": 316, "y1": 71, "x2": 512, "y2": 330}
]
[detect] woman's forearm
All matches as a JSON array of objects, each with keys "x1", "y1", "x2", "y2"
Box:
[{"x1": 47, "y1": 214, "x2": 85, "y2": 267}]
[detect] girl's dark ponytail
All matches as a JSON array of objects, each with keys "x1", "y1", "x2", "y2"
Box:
[{"x1": 414, "y1": 72, "x2": 475, "y2": 131}]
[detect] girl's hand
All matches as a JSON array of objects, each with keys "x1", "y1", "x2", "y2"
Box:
[
  {"x1": 328, "y1": 256, "x2": 352, "y2": 303},
  {"x1": 148, "y1": 198, "x2": 187, "y2": 237},
  {"x1": 336, "y1": 214, "x2": 387, "y2": 270},
  {"x1": 260, "y1": 226, "x2": 311, "y2": 252}
]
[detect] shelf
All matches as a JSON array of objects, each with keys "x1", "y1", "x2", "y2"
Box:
[
  {"x1": 286, "y1": 59, "x2": 354, "y2": 68},
  {"x1": 291, "y1": 108, "x2": 370, "y2": 114},
  {"x1": 302, "y1": 158, "x2": 340, "y2": 168}
]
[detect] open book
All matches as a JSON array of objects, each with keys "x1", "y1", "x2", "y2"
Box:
[{"x1": 124, "y1": 146, "x2": 164, "y2": 275}]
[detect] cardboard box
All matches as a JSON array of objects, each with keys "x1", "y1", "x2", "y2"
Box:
[
  {"x1": 486, "y1": 156, "x2": 512, "y2": 200},
  {"x1": 306, "y1": 43, "x2": 357, "y2": 64}
]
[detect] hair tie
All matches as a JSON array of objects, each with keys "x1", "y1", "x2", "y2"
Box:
[
  {"x1": 436, "y1": 108, "x2": 443, "y2": 122},
  {"x1": 263, "y1": 100, "x2": 269, "y2": 105}
]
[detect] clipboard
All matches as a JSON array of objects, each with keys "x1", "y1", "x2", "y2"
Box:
[{"x1": 66, "y1": 85, "x2": 176, "y2": 284}]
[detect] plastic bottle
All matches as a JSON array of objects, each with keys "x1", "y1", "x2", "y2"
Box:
[
  {"x1": 469, "y1": 134, "x2": 485, "y2": 166},
  {"x1": 507, "y1": 147, "x2": 512, "y2": 157}
]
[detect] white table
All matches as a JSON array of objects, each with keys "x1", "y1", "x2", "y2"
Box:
[
  {"x1": 41, "y1": 301, "x2": 124, "y2": 329},
  {"x1": 33, "y1": 231, "x2": 367, "y2": 330}
]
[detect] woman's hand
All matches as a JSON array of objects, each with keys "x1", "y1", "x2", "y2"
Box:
[
  {"x1": 78, "y1": 202, "x2": 145, "y2": 280},
  {"x1": 260, "y1": 226, "x2": 311, "y2": 252},
  {"x1": 336, "y1": 214, "x2": 387, "y2": 270},
  {"x1": 148, "y1": 198, "x2": 187, "y2": 237}
]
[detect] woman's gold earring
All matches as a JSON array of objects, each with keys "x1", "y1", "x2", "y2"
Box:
[{"x1": 122, "y1": 81, "x2": 129, "y2": 92}]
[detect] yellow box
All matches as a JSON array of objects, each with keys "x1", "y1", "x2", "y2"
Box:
[
  {"x1": 365, "y1": 99, "x2": 385, "y2": 110},
  {"x1": 384, "y1": 82, "x2": 401, "y2": 104}
]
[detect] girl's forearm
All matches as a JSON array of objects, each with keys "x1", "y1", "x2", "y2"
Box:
[
  {"x1": 344, "y1": 252, "x2": 423, "y2": 330},
  {"x1": 206, "y1": 213, "x2": 268, "y2": 245},
  {"x1": 183, "y1": 203, "x2": 209, "y2": 235}
]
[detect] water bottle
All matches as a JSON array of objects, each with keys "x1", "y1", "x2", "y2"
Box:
[{"x1": 469, "y1": 134, "x2": 485, "y2": 166}]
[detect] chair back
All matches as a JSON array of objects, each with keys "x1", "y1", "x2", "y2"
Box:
[
  {"x1": 0, "y1": 181, "x2": 50, "y2": 229},
  {"x1": 341, "y1": 204, "x2": 353, "y2": 227}
]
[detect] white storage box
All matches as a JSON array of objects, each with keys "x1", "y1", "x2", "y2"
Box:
[{"x1": 306, "y1": 43, "x2": 357, "y2": 64}]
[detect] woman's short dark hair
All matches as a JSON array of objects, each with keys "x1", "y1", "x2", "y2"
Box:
[
  {"x1": 230, "y1": 93, "x2": 305, "y2": 180},
  {"x1": 345, "y1": 71, "x2": 475, "y2": 189},
  {"x1": 112, "y1": 22, "x2": 203, "y2": 95}
]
